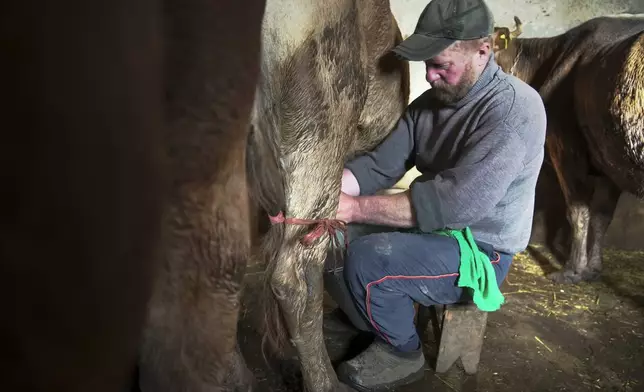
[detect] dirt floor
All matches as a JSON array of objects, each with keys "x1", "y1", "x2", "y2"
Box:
[{"x1": 238, "y1": 245, "x2": 644, "y2": 392}]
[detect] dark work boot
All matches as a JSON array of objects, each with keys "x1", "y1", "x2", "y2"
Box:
[{"x1": 336, "y1": 339, "x2": 426, "y2": 391}]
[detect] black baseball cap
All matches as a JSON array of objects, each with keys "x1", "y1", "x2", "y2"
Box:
[{"x1": 392, "y1": 0, "x2": 495, "y2": 61}]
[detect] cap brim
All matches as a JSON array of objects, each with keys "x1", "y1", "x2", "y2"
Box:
[{"x1": 391, "y1": 34, "x2": 454, "y2": 61}]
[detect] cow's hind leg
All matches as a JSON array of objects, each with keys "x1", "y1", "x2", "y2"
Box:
[
  {"x1": 545, "y1": 122, "x2": 594, "y2": 284},
  {"x1": 550, "y1": 202, "x2": 591, "y2": 284},
  {"x1": 257, "y1": 72, "x2": 364, "y2": 392},
  {"x1": 138, "y1": 0, "x2": 265, "y2": 390},
  {"x1": 265, "y1": 157, "x2": 355, "y2": 392},
  {"x1": 584, "y1": 175, "x2": 621, "y2": 281},
  {"x1": 256, "y1": 9, "x2": 370, "y2": 391}
]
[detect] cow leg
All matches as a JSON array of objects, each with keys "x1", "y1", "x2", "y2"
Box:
[
  {"x1": 583, "y1": 175, "x2": 621, "y2": 281},
  {"x1": 252, "y1": 6, "x2": 409, "y2": 390},
  {"x1": 138, "y1": 0, "x2": 265, "y2": 391},
  {"x1": 272, "y1": 247, "x2": 347, "y2": 392},
  {"x1": 550, "y1": 201, "x2": 591, "y2": 284},
  {"x1": 267, "y1": 160, "x2": 356, "y2": 392},
  {"x1": 549, "y1": 200, "x2": 592, "y2": 285},
  {"x1": 545, "y1": 123, "x2": 594, "y2": 284}
]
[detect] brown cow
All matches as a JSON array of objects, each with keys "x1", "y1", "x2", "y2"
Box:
[
  {"x1": 247, "y1": 0, "x2": 409, "y2": 390},
  {"x1": 136, "y1": 1, "x2": 266, "y2": 392},
  {"x1": 493, "y1": 14, "x2": 644, "y2": 284},
  {"x1": 2, "y1": 0, "x2": 265, "y2": 391}
]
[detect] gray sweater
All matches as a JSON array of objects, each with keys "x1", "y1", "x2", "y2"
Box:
[{"x1": 345, "y1": 54, "x2": 547, "y2": 254}]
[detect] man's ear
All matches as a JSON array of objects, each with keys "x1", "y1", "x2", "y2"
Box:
[
  {"x1": 473, "y1": 38, "x2": 492, "y2": 66},
  {"x1": 478, "y1": 39, "x2": 492, "y2": 56}
]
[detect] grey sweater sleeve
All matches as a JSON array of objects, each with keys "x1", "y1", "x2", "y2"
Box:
[
  {"x1": 409, "y1": 118, "x2": 528, "y2": 232},
  {"x1": 344, "y1": 106, "x2": 417, "y2": 195}
]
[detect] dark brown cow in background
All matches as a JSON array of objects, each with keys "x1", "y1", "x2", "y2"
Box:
[
  {"x1": 247, "y1": 0, "x2": 409, "y2": 390},
  {"x1": 136, "y1": 1, "x2": 266, "y2": 391},
  {"x1": 493, "y1": 14, "x2": 644, "y2": 284},
  {"x1": 2, "y1": 0, "x2": 265, "y2": 391}
]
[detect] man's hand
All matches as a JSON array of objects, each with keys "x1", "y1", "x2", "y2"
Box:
[{"x1": 336, "y1": 191, "x2": 357, "y2": 223}]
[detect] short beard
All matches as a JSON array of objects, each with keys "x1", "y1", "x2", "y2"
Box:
[{"x1": 428, "y1": 61, "x2": 478, "y2": 104}]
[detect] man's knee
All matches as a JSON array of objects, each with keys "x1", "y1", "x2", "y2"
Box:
[{"x1": 344, "y1": 233, "x2": 394, "y2": 291}]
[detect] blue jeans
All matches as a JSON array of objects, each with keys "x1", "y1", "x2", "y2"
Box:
[{"x1": 324, "y1": 223, "x2": 514, "y2": 352}]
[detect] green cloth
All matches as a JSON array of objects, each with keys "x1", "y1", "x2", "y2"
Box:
[{"x1": 434, "y1": 227, "x2": 505, "y2": 312}]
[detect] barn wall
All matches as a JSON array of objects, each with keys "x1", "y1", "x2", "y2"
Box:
[{"x1": 388, "y1": 0, "x2": 644, "y2": 250}]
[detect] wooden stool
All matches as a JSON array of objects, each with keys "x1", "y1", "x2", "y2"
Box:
[{"x1": 415, "y1": 303, "x2": 488, "y2": 375}]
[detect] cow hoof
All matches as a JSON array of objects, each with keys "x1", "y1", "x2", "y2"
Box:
[
  {"x1": 581, "y1": 269, "x2": 602, "y2": 282},
  {"x1": 547, "y1": 269, "x2": 582, "y2": 284}
]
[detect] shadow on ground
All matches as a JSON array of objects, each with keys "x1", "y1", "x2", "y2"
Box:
[{"x1": 239, "y1": 245, "x2": 644, "y2": 391}]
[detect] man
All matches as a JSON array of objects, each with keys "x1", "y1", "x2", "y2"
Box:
[{"x1": 323, "y1": 0, "x2": 547, "y2": 390}]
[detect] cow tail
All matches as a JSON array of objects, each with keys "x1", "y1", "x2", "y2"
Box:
[{"x1": 245, "y1": 102, "x2": 292, "y2": 358}]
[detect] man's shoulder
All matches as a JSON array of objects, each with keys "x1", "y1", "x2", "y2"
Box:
[
  {"x1": 509, "y1": 73, "x2": 544, "y2": 106},
  {"x1": 484, "y1": 70, "x2": 546, "y2": 139},
  {"x1": 495, "y1": 71, "x2": 545, "y2": 121},
  {"x1": 466, "y1": 68, "x2": 546, "y2": 161}
]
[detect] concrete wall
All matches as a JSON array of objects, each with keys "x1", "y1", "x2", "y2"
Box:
[{"x1": 387, "y1": 0, "x2": 644, "y2": 250}]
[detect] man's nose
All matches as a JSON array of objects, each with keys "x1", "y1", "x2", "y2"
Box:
[{"x1": 426, "y1": 68, "x2": 441, "y2": 82}]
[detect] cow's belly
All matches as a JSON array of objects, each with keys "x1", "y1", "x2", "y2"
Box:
[{"x1": 573, "y1": 33, "x2": 644, "y2": 196}]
